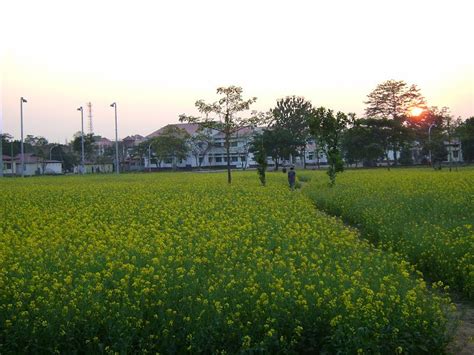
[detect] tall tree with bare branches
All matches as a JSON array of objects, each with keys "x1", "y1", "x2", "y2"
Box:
[{"x1": 179, "y1": 86, "x2": 266, "y2": 183}]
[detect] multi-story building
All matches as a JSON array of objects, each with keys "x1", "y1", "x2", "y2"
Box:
[
  {"x1": 144, "y1": 123, "x2": 260, "y2": 169},
  {"x1": 94, "y1": 136, "x2": 113, "y2": 156},
  {"x1": 446, "y1": 139, "x2": 463, "y2": 163}
]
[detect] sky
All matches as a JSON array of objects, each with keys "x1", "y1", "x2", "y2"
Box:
[{"x1": 1, "y1": 0, "x2": 473, "y2": 143}]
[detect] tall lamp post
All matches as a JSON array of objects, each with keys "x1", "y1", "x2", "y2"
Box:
[
  {"x1": 110, "y1": 102, "x2": 119, "y2": 174},
  {"x1": 428, "y1": 123, "x2": 436, "y2": 166},
  {"x1": 20, "y1": 97, "x2": 27, "y2": 177},
  {"x1": 77, "y1": 107, "x2": 85, "y2": 174}
]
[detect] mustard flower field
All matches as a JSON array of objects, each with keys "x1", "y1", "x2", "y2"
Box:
[
  {"x1": 302, "y1": 168, "x2": 474, "y2": 299},
  {"x1": 0, "y1": 173, "x2": 454, "y2": 353}
]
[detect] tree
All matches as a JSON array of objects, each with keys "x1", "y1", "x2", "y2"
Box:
[
  {"x1": 399, "y1": 144, "x2": 414, "y2": 165},
  {"x1": 258, "y1": 128, "x2": 296, "y2": 171},
  {"x1": 342, "y1": 120, "x2": 385, "y2": 167},
  {"x1": 53, "y1": 145, "x2": 77, "y2": 172},
  {"x1": 457, "y1": 117, "x2": 474, "y2": 163},
  {"x1": 249, "y1": 133, "x2": 268, "y2": 186},
  {"x1": 365, "y1": 79, "x2": 426, "y2": 120},
  {"x1": 269, "y1": 96, "x2": 313, "y2": 167},
  {"x1": 24, "y1": 135, "x2": 49, "y2": 147},
  {"x1": 72, "y1": 133, "x2": 95, "y2": 161},
  {"x1": 1, "y1": 134, "x2": 21, "y2": 164},
  {"x1": 130, "y1": 140, "x2": 153, "y2": 170},
  {"x1": 409, "y1": 106, "x2": 453, "y2": 166},
  {"x1": 309, "y1": 107, "x2": 349, "y2": 186},
  {"x1": 188, "y1": 129, "x2": 213, "y2": 168},
  {"x1": 150, "y1": 125, "x2": 190, "y2": 170},
  {"x1": 365, "y1": 79, "x2": 426, "y2": 163},
  {"x1": 179, "y1": 86, "x2": 266, "y2": 183}
]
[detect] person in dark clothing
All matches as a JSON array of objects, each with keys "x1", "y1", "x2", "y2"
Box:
[{"x1": 288, "y1": 166, "x2": 296, "y2": 190}]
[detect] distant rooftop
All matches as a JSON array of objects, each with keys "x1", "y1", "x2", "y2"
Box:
[{"x1": 146, "y1": 123, "x2": 202, "y2": 138}]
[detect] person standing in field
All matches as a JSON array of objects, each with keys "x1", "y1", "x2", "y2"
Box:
[{"x1": 288, "y1": 166, "x2": 296, "y2": 190}]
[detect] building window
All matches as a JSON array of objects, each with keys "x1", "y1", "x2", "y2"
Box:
[
  {"x1": 453, "y1": 150, "x2": 459, "y2": 158},
  {"x1": 308, "y1": 154, "x2": 314, "y2": 160},
  {"x1": 224, "y1": 157, "x2": 228, "y2": 162},
  {"x1": 232, "y1": 156, "x2": 238, "y2": 162},
  {"x1": 215, "y1": 157, "x2": 222, "y2": 163},
  {"x1": 164, "y1": 158, "x2": 172, "y2": 164},
  {"x1": 241, "y1": 156, "x2": 246, "y2": 162},
  {"x1": 231, "y1": 141, "x2": 238, "y2": 147}
]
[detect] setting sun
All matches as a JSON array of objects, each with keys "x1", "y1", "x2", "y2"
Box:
[{"x1": 409, "y1": 107, "x2": 424, "y2": 117}]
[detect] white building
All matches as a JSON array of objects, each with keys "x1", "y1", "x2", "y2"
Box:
[
  {"x1": 11, "y1": 154, "x2": 63, "y2": 176},
  {"x1": 144, "y1": 124, "x2": 261, "y2": 169},
  {"x1": 446, "y1": 139, "x2": 463, "y2": 163},
  {"x1": 1, "y1": 155, "x2": 16, "y2": 175}
]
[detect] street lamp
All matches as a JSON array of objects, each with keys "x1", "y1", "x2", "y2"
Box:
[
  {"x1": 428, "y1": 123, "x2": 437, "y2": 166},
  {"x1": 77, "y1": 107, "x2": 85, "y2": 174},
  {"x1": 110, "y1": 102, "x2": 119, "y2": 174},
  {"x1": 20, "y1": 97, "x2": 27, "y2": 177}
]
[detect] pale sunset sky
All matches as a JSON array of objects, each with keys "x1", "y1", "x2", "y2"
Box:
[{"x1": 1, "y1": 0, "x2": 473, "y2": 143}]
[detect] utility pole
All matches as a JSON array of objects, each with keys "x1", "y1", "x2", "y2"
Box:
[
  {"x1": 77, "y1": 107, "x2": 85, "y2": 174},
  {"x1": 20, "y1": 97, "x2": 27, "y2": 177}
]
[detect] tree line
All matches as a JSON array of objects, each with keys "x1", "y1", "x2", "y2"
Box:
[
  {"x1": 178, "y1": 81, "x2": 473, "y2": 185},
  {"x1": 0, "y1": 132, "x2": 121, "y2": 173},
  {"x1": 2, "y1": 80, "x2": 473, "y2": 184}
]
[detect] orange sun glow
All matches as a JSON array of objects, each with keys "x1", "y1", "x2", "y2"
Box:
[{"x1": 409, "y1": 107, "x2": 424, "y2": 117}]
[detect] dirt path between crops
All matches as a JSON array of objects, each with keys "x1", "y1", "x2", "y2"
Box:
[
  {"x1": 298, "y1": 181, "x2": 474, "y2": 354},
  {"x1": 447, "y1": 299, "x2": 474, "y2": 355}
]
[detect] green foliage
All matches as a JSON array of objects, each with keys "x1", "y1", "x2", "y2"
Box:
[
  {"x1": 150, "y1": 125, "x2": 190, "y2": 169},
  {"x1": 326, "y1": 150, "x2": 344, "y2": 186},
  {"x1": 257, "y1": 128, "x2": 296, "y2": 170},
  {"x1": 256, "y1": 153, "x2": 267, "y2": 186},
  {"x1": 1, "y1": 134, "x2": 21, "y2": 158},
  {"x1": 269, "y1": 96, "x2": 313, "y2": 156},
  {"x1": 342, "y1": 121, "x2": 385, "y2": 166},
  {"x1": 24, "y1": 134, "x2": 49, "y2": 147},
  {"x1": 249, "y1": 133, "x2": 268, "y2": 185},
  {"x1": 457, "y1": 117, "x2": 474, "y2": 163},
  {"x1": 365, "y1": 80, "x2": 425, "y2": 163},
  {"x1": 399, "y1": 145, "x2": 414, "y2": 165},
  {"x1": 72, "y1": 133, "x2": 96, "y2": 160},
  {"x1": 408, "y1": 106, "x2": 453, "y2": 166},
  {"x1": 365, "y1": 79, "x2": 426, "y2": 121},
  {"x1": 309, "y1": 107, "x2": 348, "y2": 185}
]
